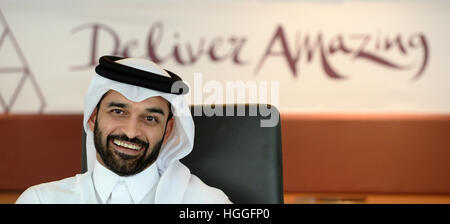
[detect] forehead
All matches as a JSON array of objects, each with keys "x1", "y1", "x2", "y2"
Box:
[{"x1": 101, "y1": 90, "x2": 170, "y2": 109}]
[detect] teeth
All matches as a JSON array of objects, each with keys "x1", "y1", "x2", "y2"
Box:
[{"x1": 113, "y1": 139, "x2": 142, "y2": 151}]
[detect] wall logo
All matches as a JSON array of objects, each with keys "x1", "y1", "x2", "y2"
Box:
[
  {"x1": 0, "y1": 10, "x2": 46, "y2": 113},
  {"x1": 255, "y1": 25, "x2": 429, "y2": 81},
  {"x1": 72, "y1": 22, "x2": 429, "y2": 81}
]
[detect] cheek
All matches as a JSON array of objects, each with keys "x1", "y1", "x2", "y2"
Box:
[
  {"x1": 144, "y1": 127, "x2": 166, "y2": 145},
  {"x1": 96, "y1": 117, "x2": 116, "y2": 139}
]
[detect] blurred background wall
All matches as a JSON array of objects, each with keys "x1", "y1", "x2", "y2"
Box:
[{"x1": 0, "y1": 0, "x2": 449, "y2": 203}]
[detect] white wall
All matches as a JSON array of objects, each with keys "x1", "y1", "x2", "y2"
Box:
[{"x1": 0, "y1": 0, "x2": 448, "y2": 113}]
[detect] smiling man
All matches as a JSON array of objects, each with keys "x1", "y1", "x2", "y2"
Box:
[
  {"x1": 16, "y1": 56, "x2": 231, "y2": 204},
  {"x1": 92, "y1": 91, "x2": 171, "y2": 177}
]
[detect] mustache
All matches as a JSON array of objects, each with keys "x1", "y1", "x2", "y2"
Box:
[{"x1": 107, "y1": 134, "x2": 149, "y2": 149}]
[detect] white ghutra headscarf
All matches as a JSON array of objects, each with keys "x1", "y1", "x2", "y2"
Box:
[
  {"x1": 82, "y1": 58, "x2": 219, "y2": 203},
  {"x1": 83, "y1": 58, "x2": 194, "y2": 174}
]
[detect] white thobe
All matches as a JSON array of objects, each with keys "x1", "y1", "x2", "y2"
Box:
[
  {"x1": 92, "y1": 160, "x2": 159, "y2": 204},
  {"x1": 15, "y1": 160, "x2": 231, "y2": 204}
]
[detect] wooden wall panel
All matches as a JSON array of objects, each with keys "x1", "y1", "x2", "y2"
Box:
[
  {"x1": 1, "y1": 114, "x2": 450, "y2": 194},
  {"x1": 0, "y1": 115, "x2": 82, "y2": 190},
  {"x1": 281, "y1": 114, "x2": 450, "y2": 194}
]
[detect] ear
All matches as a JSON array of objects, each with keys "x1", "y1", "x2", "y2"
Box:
[
  {"x1": 162, "y1": 118, "x2": 174, "y2": 144},
  {"x1": 88, "y1": 108, "x2": 98, "y2": 132}
]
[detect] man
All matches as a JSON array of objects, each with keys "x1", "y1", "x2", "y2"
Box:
[{"x1": 16, "y1": 56, "x2": 231, "y2": 204}]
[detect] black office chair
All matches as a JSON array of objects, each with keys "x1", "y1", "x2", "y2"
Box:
[{"x1": 82, "y1": 104, "x2": 283, "y2": 204}]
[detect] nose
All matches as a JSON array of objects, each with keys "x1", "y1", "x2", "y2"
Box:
[{"x1": 120, "y1": 118, "x2": 142, "y2": 140}]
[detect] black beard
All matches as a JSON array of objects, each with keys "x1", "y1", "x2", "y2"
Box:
[{"x1": 93, "y1": 118, "x2": 164, "y2": 176}]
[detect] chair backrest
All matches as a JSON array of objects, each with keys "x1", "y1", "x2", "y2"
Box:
[{"x1": 82, "y1": 104, "x2": 284, "y2": 204}]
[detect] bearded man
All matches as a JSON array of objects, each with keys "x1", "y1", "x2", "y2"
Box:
[{"x1": 16, "y1": 56, "x2": 231, "y2": 204}]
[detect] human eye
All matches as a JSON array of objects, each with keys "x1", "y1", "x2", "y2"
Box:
[
  {"x1": 110, "y1": 108, "x2": 124, "y2": 115},
  {"x1": 144, "y1": 115, "x2": 159, "y2": 123}
]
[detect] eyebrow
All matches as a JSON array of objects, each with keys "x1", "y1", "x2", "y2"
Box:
[
  {"x1": 108, "y1": 102, "x2": 128, "y2": 108},
  {"x1": 108, "y1": 101, "x2": 165, "y2": 116},
  {"x1": 146, "y1": 108, "x2": 165, "y2": 116}
]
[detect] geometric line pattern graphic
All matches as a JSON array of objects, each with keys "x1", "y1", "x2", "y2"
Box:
[{"x1": 0, "y1": 9, "x2": 46, "y2": 114}]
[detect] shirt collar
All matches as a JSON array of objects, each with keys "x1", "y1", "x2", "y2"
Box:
[{"x1": 92, "y1": 159, "x2": 160, "y2": 204}]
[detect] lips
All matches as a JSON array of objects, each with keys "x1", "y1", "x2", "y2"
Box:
[
  {"x1": 109, "y1": 139, "x2": 146, "y2": 158},
  {"x1": 113, "y1": 139, "x2": 142, "y2": 151}
]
